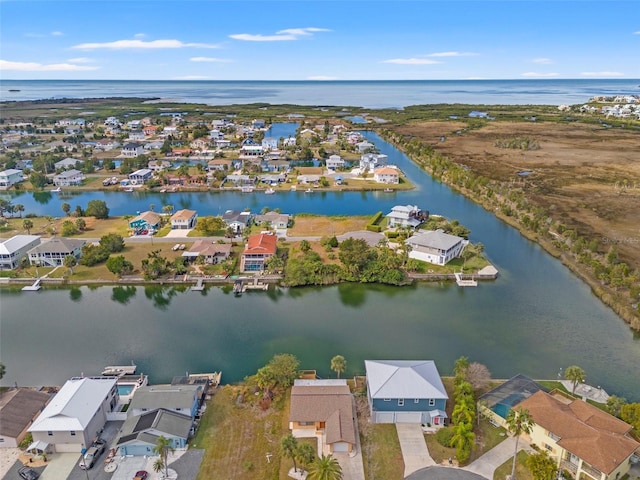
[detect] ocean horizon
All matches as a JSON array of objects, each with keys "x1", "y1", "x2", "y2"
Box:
[{"x1": 2, "y1": 78, "x2": 639, "y2": 108}]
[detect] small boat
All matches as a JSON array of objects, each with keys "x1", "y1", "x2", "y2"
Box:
[
  {"x1": 265, "y1": 187, "x2": 275, "y2": 195},
  {"x1": 124, "y1": 187, "x2": 134, "y2": 192},
  {"x1": 102, "y1": 364, "x2": 137, "y2": 376},
  {"x1": 305, "y1": 188, "x2": 314, "y2": 193},
  {"x1": 383, "y1": 188, "x2": 393, "y2": 193},
  {"x1": 8, "y1": 89, "x2": 21, "y2": 92},
  {"x1": 51, "y1": 187, "x2": 61, "y2": 193},
  {"x1": 233, "y1": 279, "x2": 243, "y2": 296}
]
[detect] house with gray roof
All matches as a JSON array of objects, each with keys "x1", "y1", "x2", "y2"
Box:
[
  {"x1": 28, "y1": 237, "x2": 86, "y2": 267},
  {"x1": 386, "y1": 205, "x2": 428, "y2": 229},
  {"x1": 54, "y1": 158, "x2": 83, "y2": 170},
  {"x1": 365, "y1": 360, "x2": 448, "y2": 424},
  {"x1": 0, "y1": 388, "x2": 51, "y2": 448},
  {"x1": 222, "y1": 210, "x2": 252, "y2": 233},
  {"x1": 28, "y1": 377, "x2": 118, "y2": 453},
  {"x1": 253, "y1": 212, "x2": 290, "y2": 230},
  {"x1": 405, "y1": 229, "x2": 467, "y2": 265},
  {"x1": 53, "y1": 169, "x2": 83, "y2": 187},
  {"x1": 0, "y1": 235, "x2": 40, "y2": 270},
  {"x1": 117, "y1": 409, "x2": 191, "y2": 456},
  {"x1": 0, "y1": 169, "x2": 24, "y2": 189},
  {"x1": 128, "y1": 384, "x2": 202, "y2": 420}
]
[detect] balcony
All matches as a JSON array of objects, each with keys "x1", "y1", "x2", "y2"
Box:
[{"x1": 560, "y1": 460, "x2": 578, "y2": 476}]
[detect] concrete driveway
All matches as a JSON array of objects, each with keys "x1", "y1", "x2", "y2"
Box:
[
  {"x1": 39, "y1": 453, "x2": 79, "y2": 480},
  {"x1": 464, "y1": 436, "x2": 528, "y2": 479},
  {"x1": 396, "y1": 423, "x2": 435, "y2": 477}
]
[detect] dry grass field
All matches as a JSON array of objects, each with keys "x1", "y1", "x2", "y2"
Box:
[
  {"x1": 394, "y1": 120, "x2": 640, "y2": 268},
  {"x1": 287, "y1": 215, "x2": 371, "y2": 237}
]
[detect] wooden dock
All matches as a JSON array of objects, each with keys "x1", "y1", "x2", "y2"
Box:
[
  {"x1": 455, "y1": 272, "x2": 478, "y2": 287},
  {"x1": 243, "y1": 278, "x2": 269, "y2": 292},
  {"x1": 191, "y1": 278, "x2": 205, "y2": 291},
  {"x1": 22, "y1": 278, "x2": 41, "y2": 291}
]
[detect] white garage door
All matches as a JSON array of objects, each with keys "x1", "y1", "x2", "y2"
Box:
[
  {"x1": 332, "y1": 442, "x2": 349, "y2": 452},
  {"x1": 375, "y1": 412, "x2": 395, "y2": 423},
  {"x1": 55, "y1": 443, "x2": 84, "y2": 453},
  {"x1": 395, "y1": 412, "x2": 422, "y2": 423}
]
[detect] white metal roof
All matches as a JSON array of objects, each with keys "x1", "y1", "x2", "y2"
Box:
[
  {"x1": 0, "y1": 235, "x2": 40, "y2": 255},
  {"x1": 365, "y1": 360, "x2": 448, "y2": 400},
  {"x1": 29, "y1": 377, "x2": 116, "y2": 432}
]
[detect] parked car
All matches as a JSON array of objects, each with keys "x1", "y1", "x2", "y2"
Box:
[
  {"x1": 18, "y1": 467, "x2": 39, "y2": 480},
  {"x1": 79, "y1": 446, "x2": 99, "y2": 469},
  {"x1": 133, "y1": 471, "x2": 148, "y2": 480},
  {"x1": 92, "y1": 438, "x2": 106, "y2": 455}
]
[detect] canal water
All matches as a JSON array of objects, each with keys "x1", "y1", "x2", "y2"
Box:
[{"x1": 1, "y1": 126, "x2": 639, "y2": 399}]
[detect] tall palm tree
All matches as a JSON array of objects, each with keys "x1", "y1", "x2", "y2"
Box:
[
  {"x1": 330, "y1": 355, "x2": 347, "y2": 379},
  {"x1": 152, "y1": 435, "x2": 175, "y2": 478},
  {"x1": 307, "y1": 454, "x2": 342, "y2": 480},
  {"x1": 450, "y1": 421, "x2": 475, "y2": 464},
  {"x1": 280, "y1": 433, "x2": 299, "y2": 473},
  {"x1": 296, "y1": 442, "x2": 316, "y2": 472},
  {"x1": 506, "y1": 407, "x2": 534, "y2": 480},
  {"x1": 564, "y1": 365, "x2": 586, "y2": 395}
]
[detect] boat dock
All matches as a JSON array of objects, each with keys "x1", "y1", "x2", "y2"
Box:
[
  {"x1": 191, "y1": 278, "x2": 205, "y2": 291},
  {"x1": 243, "y1": 278, "x2": 269, "y2": 291},
  {"x1": 22, "y1": 278, "x2": 41, "y2": 291},
  {"x1": 455, "y1": 272, "x2": 478, "y2": 287},
  {"x1": 102, "y1": 364, "x2": 137, "y2": 377}
]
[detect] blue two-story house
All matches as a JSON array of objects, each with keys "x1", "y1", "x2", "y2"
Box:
[
  {"x1": 117, "y1": 409, "x2": 191, "y2": 456},
  {"x1": 365, "y1": 360, "x2": 448, "y2": 425}
]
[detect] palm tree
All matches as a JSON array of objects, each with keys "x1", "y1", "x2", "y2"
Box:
[
  {"x1": 307, "y1": 454, "x2": 342, "y2": 480},
  {"x1": 296, "y1": 442, "x2": 316, "y2": 472},
  {"x1": 152, "y1": 435, "x2": 175, "y2": 478},
  {"x1": 280, "y1": 433, "x2": 299, "y2": 473},
  {"x1": 23, "y1": 219, "x2": 34, "y2": 234},
  {"x1": 506, "y1": 407, "x2": 534, "y2": 480},
  {"x1": 450, "y1": 421, "x2": 475, "y2": 464},
  {"x1": 564, "y1": 365, "x2": 586, "y2": 395},
  {"x1": 330, "y1": 355, "x2": 347, "y2": 379}
]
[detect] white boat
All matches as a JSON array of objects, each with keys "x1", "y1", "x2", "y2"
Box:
[
  {"x1": 124, "y1": 187, "x2": 134, "y2": 192},
  {"x1": 305, "y1": 188, "x2": 314, "y2": 193},
  {"x1": 51, "y1": 187, "x2": 61, "y2": 193},
  {"x1": 102, "y1": 364, "x2": 137, "y2": 376},
  {"x1": 241, "y1": 186, "x2": 254, "y2": 193},
  {"x1": 265, "y1": 188, "x2": 275, "y2": 195}
]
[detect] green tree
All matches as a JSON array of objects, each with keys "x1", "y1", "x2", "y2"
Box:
[
  {"x1": 338, "y1": 237, "x2": 375, "y2": 277},
  {"x1": 280, "y1": 434, "x2": 300, "y2": 473},
  {"x1": 75, "y1": 218, "x2": 86, "y2": 231},
  {"x1": 152, "y1": 435, "x2": 175, "y2": 478},
  {"x1": 85, "y1": 199, "x2": 109, "y2": 219},
  {"x1": 106, "y1": 255, "x2": 134, "y2": 277},
  {"x1": 30, "y1": 171, "x2": 47, "y2": 189},
  {"x1": 307, "y1": 454, "x2": 342, "y2": 480},
  {"x1": 268, "y1": 353, "x2": 299, "y2": 389},
  {"x1": 330, "y1": 355, "x2": 347, "y2": 379},
  {"x1": 23, "y1": 219, "x2": 34, "y2": 234},
  {"x1": 141, "y1": 250, "x2": 170, "y2": 280},
  {"x1": 300, "y1": 239, "x2": 311, "y2": 253},
  {"x1": 14, "y1": 204, "x2": 24, "y2": 218},
  {"x1": 454, "y1": 356, "x2": 470, "y2": 384},
  {"x1": 506, "y1": 407, "x2": 534, "y2": 480},
  {"x1": 79, "y1": 244, "x2": 110, "y2": 266},
  {"x1": 620, "y1": 403, "x2": 640, "y2": 431},
  {"x1": 162, "y1": 204, "x2": 174, "y2": 215},
  {"x1": 450, "y1": 421, "x2": 475, "y2": 463},
  {"x1": 63, "y1": 254, "x2": 77, "y2": 273},
  {"x1": 296, "y1": 442, "x2": 316, "y2": 472},
  {"x1": 525, "y1": 451, "x2": 558, "y2": 480},
  {"x1": 564, "y1": 365, "x2": 586, "y2": 395},
  {"x1": 606, "y1": 395, "x2": 627, "y2": 417},
  {"x1": 99, "y1": 233, "x2": 125, "y2": 253},
  {"x1": 0, "y1": 362, "x2": 5, "y2": 380},
  {"x1": 62, "y1": 202, "x2": 71, "y2": 216},
  {"x1": 61, "y1": 220, "x2": 78, "y2": 236}
]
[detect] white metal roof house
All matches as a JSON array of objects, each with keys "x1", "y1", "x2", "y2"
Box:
[
  {"x1": 365, "y1": 360, "x2": 448, "y2": 424},
  {"x1": 0, "y1": 235, "x2": 41, "y2": 270},
  {"x1": 53, "y1": 169, "x2": 83, "y2": 187},
  {"x1": 405, "y1": 229, "x2": 467, "y2": 266},
  {"x1": 28, "y1": 377, "x2": 118, "y2": 453},
  {"x1": 0, "y1": 169, "x2": 24, "y2": 189},
  {"x1": 54, "y1": 158, "x2": 83, "y2": 170}
]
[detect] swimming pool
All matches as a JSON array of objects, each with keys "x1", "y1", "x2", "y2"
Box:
[{"x1": 117, "y1": 384, "x2": 134, "y2": 396}]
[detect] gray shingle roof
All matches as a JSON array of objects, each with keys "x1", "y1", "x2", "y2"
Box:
[{"x1": 406, "y1": 230, "x2": 463, "y2": 251}]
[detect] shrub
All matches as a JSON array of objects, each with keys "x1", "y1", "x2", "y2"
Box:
[
  {"x1": 435, "y1": 426, "x2": 455, "y2": 447},
  {"x1": 366, "y1": 224, "x2": 382, "y2": 232}
]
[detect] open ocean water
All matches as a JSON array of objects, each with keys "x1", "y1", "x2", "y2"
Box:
[{"x1": 1, "y1": 79, "x2": 639, "y2": 108}]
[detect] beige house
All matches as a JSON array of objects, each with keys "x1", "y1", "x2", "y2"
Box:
[
  {"x1": 373, "y1": 166, "x2": 399, "y2": 184},
  {"x1": 289, "y1": 379, "x2": 356, "y2": 455},
  {"x1": 0, "y1": 389, "x2": 51, "y2": 448},
  {"x1": 170, "y1": 209, "x2": 198, "y2": 229},
  {"x1": 516, "y1": 390, "x2": 640, "y2": 480},
  {"x1": 182, "y1": 240, "x2": 232, "y2": 264}
]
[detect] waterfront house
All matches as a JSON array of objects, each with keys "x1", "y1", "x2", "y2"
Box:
[
  {"x1": 240, "y1": 233, "x2": 277, "y2": 272},
  {"x1": 360, "y1": 153, "x2": 388, "y2": 173},
  {"x1": 128, "y1": 131, "x2": 145, "y2": 142},
  {"x1": 127, "y1": 384, "x2": 203, "y2": 419},
  {"x1": 515, "y1": 390, "x2": 640, "y2": 480},
  {"x1": 0, "y1": 235, "x2": 41, "y2": 270},
  {"x1": 326, "y1": 155, "x2": 345, "y2": 170},
  {"x1": 239, "y1": 145, "x2": 264, "y2": 159},
  {"x1": 207, "y1": 159, "x2": 232, "y2": 172},
  {"x1": 477, "y1": 374, "x2": 548, "y2": 427},
  {"x1": 222, "y1": 210, "x2": 252, "y2": 233},
  {"x1": 297, "y1": 174, "x2": 320, "y2": 185},
  {"x1": 148, "y1": 160, "x2": 172, "y2": 172},
  {"x1": 143, "y1": 125, "x2": 158, "y2": 136},
  {"x1": 27, "y1": 237, "x2": 86, "y2": 267},
  {"x1": 144, "y1": 141, "x2": 164, "y2": 151},
  {"x1": 365, "y1": 360, "x2": 448, "y2": 424},
  {"x1": 252, "y1": 119, "x2": 265, "y2": 129},
  {"x1": 95, "y1": 138, "x2": 120, "y2": 151},
  {"x1": 373, "y1": 166, "x2": 399, "y2": 184},
  {"x1": 170, "y1": 209, "x2": 197, "y2": 230},
  {"x1": 209, "y1": 129, "x2": 224, "y2": 141},
  {"x1": 121, "y1": 142, "x2": 144, "y2": 158},
  {"x1": 0, "y1": 388, "x2": 51, "y2": 448},
  {"x1": 385, "y1": 205, "x2": 427, "y2": 229},
  {"x1": 223, "y1": 174, "x2": 256, "y2": 188},
  {"x1": 0, "y1": 169, "x2": 24, "y2": 189},
  {"x1": 289, "y1": 379, "x2": 356, "y2": 454},
  {"x1": 356, "y1": 140, "x2": 375, "y2": 153},
  {"x1": 55, "y1": 157, "x2": 83, "y2": 170},
  {"x1": 405, "y1": 229, "x2": 467, "y2": 266},
  {"x1": 261, "y1": 137, "x2": 278, "y2": 150},
  {"x1": 259, "y1": 173, "x2": 286, "y2": 184},
  {"x1": 190, "y1": 138, "x2": 210, "y2": 151},
  {"x1": 127, "y1": 120, "x2": 142, "y2": 130},
  {"x1": 28, "y1": 377, "x2": 118, "y2": 453},
  {"x1": 129, "y1": 211, "x2": 162, "y2": 233},
  {"x1": 128, "y1": 169, "x2": 153, "y2": 184},
  {"x1": 253, "y1": 211, "x2": 291, "y2": 230},
  {"x1": 182, "y1": 240, "x2": 231, "y2": 265},
  {"x1": 53, "y1": 169, "x2": 83, "y2": 187},
  {"x1": 116, "y1": 409, "x2": 191, "y2": 456}
]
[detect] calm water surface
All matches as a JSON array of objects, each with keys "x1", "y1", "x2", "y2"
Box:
[{"x1": 1, "y1": 128, "x2": 639, "y2": 399}]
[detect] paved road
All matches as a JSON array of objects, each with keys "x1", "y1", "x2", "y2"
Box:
[{"x1": 463, "y1": 436, "x2": 529, "y2": 479}]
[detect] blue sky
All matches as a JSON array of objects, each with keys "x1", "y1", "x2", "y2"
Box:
[{"x1": 1, "y1": 0, "x2": 639, "y2": 80}]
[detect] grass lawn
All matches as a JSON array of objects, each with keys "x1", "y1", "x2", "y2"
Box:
[
  {"x1": 493, "y1": 450, "x2": 533, "y2": 480},
  {"x1": 425, "y1": 432, "x2": 456, "y2": 465},
  {"x1": 288, "y1": 215, "x2": 370, "y2": 237},
  {"x1": 469, "y1": 418, "x2": 509, "y2": 462},
  {"x1": 192, "y1": 385, "x2": 286, "y2": 480}
]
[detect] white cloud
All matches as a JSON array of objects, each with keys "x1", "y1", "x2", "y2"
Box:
[
  {"x1": 230, "y1": 27, "x2": 329, "y2": 42},
  {"x1": 190, "y1": 57, "x2": 232, "y2": 63},
  {"x1": 72, "y1": 39, "x2": 220, "y2": 50},
  {"x1": 67, "y1": 57, "x2": 95, "y2": 64},
  {"x1": 581, "y1": 71, "x2": 624, "y2": 77},
  {"x1": 634, "y1": 31, "x2": 640, "y2": 35},
  {"x1": 382, "y1": 58, "x2": 442, "y2": 65},
  {"x1": 307, "y1": 75, "x2": 339, "y2": 80},
  {"x1": 521, "y1": 72, "x2": 558, "y2": 77},
  {"x1": 427, "y1": 51, "x2": 477, "y2": 57},
  {"x1": 173, "y1": 75, "x2": 210, "y2": 80},
  {"x1": 51, "y1": 31, "x2": 64, "y2": 36},
  {"x1": 134, "y1": 33, "x2": 146, "y2": 39},
  {"x1": 0, "y1": 59, "x2": 100, "y2": 72},
  {"x1": 532, "y1": 58, "x2": 553, "y2": 64}
]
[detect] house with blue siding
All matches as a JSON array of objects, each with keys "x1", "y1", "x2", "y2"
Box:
[
  {"x1": 127, "y1": 385, "x2": 202, "y2": 420},
  {"x1": 117, "y1": 409, "x2": 191, "y2": 456},
  {"x1": 365, "y1": 360, "x2": 448, "y2": 424}
]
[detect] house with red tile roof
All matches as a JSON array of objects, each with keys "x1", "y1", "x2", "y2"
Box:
[{"x1": 240, "y1": 233, "x2": 277, "y2": 272}]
